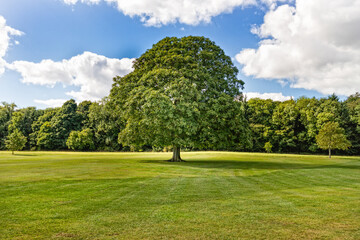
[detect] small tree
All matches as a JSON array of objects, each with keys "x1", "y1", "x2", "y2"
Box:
[
  {"x1": 5, "y1": 128, "x2": 27, "y2": 155},
  {"x1": 316, "y1": 122, "x2": 351, "y2": 158},
  {"x1": 264, "y1": 142, "x2": 272, "y2": 153}
]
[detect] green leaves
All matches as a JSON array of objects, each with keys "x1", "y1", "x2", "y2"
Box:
[
  {"x1": 66, "y1": 128, "x2": 94, "y2": 151},
  {"x1": 110, "y1": 36, "x2": 248, "y2": 150},
  {"x1": 316, "y1": 122, "x2": 351, "y2": 153},
  {"x1": 5, "y1": 128, "x2": 27, "y2": 154}
]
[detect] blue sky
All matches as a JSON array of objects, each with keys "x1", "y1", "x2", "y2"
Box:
[{"x1": 0, "y1": 0, "x2": 358, "y2": 108}]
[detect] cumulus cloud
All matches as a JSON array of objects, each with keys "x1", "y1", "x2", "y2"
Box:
[
  {"x1": 63, "y1": 0, "x2": 289, "y2": 26},
  {"x1": 34, "y1": 99, "x2": 68, "y2": 108},
  {"x1": 0, "y1": 16, "x2": 23, "y2": 75},
  {"x1": 244, "y1": 92, "x2": 292, "y2": 101},
  {"x1": 236, "y1": 0, "x2": 360, "y2": 96},
  {"x1": 9, "y1": 52, "x2": 134, "y2": 102}
]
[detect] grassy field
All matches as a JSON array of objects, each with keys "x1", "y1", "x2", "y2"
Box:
[{"x1": 0, "y1": 151, "x2": 359, "y2": 239}]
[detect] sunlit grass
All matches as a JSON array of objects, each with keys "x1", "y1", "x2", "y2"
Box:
[{"x1": 1, "y1": 151, "x2": 359, "y2": 239}]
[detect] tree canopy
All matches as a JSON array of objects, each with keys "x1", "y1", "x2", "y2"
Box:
[
  {"x1": 316, "y1": 122, "x2": 351, "y2": 158},
  {"x1": 109, "y1": 36, "x2": 250, "y2": 161},
  {"x1": 5, "y1": 128, "x2": 27, "y2": 155}
]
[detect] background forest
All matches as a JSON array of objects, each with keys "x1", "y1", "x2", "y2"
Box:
[{"x1": 1, "y1": 93, "x2": 360, "y2": 155}]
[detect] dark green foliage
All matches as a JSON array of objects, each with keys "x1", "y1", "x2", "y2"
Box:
[
  {"x1": 77, "y1": 100, "x2": 92, "y2": 128},
  {"x1": 88, "y1": 99, "x2": 123, "y2": 151},
  {"x1": 8, "y1": 107, "x2": 43, "y2": 150},
  {"x1": 35, "y1": 100, "x2": 82, "y2": 150},
  {"x1": 271, "y1": 99, "x2": 301, "y2": 152},
  {"x1": 246, "y1": 98, "x2": 277, "y2": 151},
  {"x1": 0, "y1": 102, "x2": 16, "y2": 149},
  {"x1": 30, "y1": 108, "x2": 57, "y2": 149},
  {"x1": 295, "y1": 97, "x2": 319, "y2": 152},
  {"x1": 344, "y1": 93, "x2": 360, "y2": 154},
  {"x1": 50, "y1": 99, "x2": 82, "y2": 149}
]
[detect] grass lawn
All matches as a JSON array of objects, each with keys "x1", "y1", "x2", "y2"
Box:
[{"x1": 0, "y1": 151, "x2": 359, "y2": 239}]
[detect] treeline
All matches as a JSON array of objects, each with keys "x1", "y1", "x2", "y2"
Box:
[
  {"x1": 1, "y1": 93, "x2": 360, "y2": 154},
  {"x1": 0, "y1": 99, "x2": 123, "y2": 152},
  {"x1": 245, "y1": 94, "x2": 360, "y2": 155}
]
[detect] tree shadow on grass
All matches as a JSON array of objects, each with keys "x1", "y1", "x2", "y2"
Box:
[{"x1": 142, "y1": 160, "x2": 360, "y2": 170}]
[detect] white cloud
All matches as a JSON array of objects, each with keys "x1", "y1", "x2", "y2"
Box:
[
  {"x1": 236, "y1": 0, "x2": 360, "y2": 96},
  {"x1": 34, "y1": 99, "x2": 68, "y2": 108},
  {"x1": 10, "y1": 52, "x2": 134, "y2": 102},
  {"x1": 244, "y1": 92, "x2": 292, "y2": 101},
  {"x1": 105, "y1": 0, "x2": 257, "y2": 26},
  {"x1": 63, "y1": 0, "x2": 289, "y2": 26},
  {"x1": 0, "y1": 15, "x2": 23, "y2": 75}
]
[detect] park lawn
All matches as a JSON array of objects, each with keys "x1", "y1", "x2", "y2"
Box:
[{"x1": 0, "y1": 151, "x2": 359, "y2": 239}]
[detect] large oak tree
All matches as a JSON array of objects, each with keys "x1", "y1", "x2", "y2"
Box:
[{"x1": 110, "y1": 36, "x2": 250, "y2": 161}]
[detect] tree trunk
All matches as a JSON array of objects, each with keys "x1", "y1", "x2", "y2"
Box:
[
  {"x1": 329, "y1": 148, "x2": 331, "y2": 158},
  {"x1": 169, "y1": 145, "x2": 182, "y2": 162}
]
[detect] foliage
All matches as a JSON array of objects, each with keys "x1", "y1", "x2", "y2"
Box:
[
  {"x1": 271, "y1": 99, "x2": 300, "y2": 152},
  {"x1": 8, "y1": 107, "x2": 42, "y2": 150},
  {"x1": 77, "y1": 100, "x2": 92, "y2": 128},
  {"x1": 2, "y1": 92, "x2": 360, "y2": 155},
  {"x1": 5, "y1": 128, "x2": 27, "y2": 154},
  {"x1": 316, "y1": 122, "x2": 351, "y2": 158},
  {"x1": 246, "y1": 98, "x2": 276, "y2": 151},
  {"x1": 109, "y1": 36, "x2": 250, "y2": 160},
  {"x1": 29, "y1": 108, "x2": 56, "y2": 149},
  {"x1": 34, "y1": 100, "x2": 82, "y2": 150},
  {"x1": 88, "y1": 99, "x2": 123, "y2": 151},
  {"x1": 66, "y1": 128, "x2": 94, "y2": 151},
  {"x1": 49, "y1": 99, "x2": 82, "y2": 149},
  {"x1": 264, "y1": 142, "x2": 272, "y2": 153},
  {"x1": 0, "y1": 102, "x2": 16, "y2": 149}
]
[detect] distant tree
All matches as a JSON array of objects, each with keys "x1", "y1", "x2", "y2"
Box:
[
  {"x1": 344, "y1": 93, "x2": 360, "y2": 154},
  {"x1": 264, "y1": 142, "x2": 272, "y2": 153},
  {"x1": 296, "y1": 97, "x2": 319, "y2": 152},
  {"x1": 316, "y1": 122, "x2": 351, "y2": 158},
  {"x1": 50, "y1": 99, "x2": 82, "y2": 149},
  {"x1": 110, "y1": 36, "x2": 250, "y2": 161},
  {"x1": 88, "y1": 99, "x2": 123, "y2": 151},
  {"x1": 5, "y1": 128, "x2": 27, "y2": 155},
  {"x1": 246, "y1": 98, "x2": 277, "y2": 152},
  {"x1": 30, "y1": 108, "x2": 57, "y2": 150},
  {"x1": 66, "y1": 128, "x2": 94, "y2": 151},
  {"x1": 36, "y1": 121, "x2": 54, "y2": 149},
  {"x1": 77, "y1": 100, "x2": 92, "y2": 128},
  {"x1": 316, "y1": 95, "x2": 344, "y2": 129},
  {"x1": 271, "y1": 99, "x2": 300, "y2": 152},
  {"x1": 8, "y1": 107, "x2": 42, "y2": 150},
  {"x1": 0, "y1": 102, "x2": 16, "y2": 149},
  {"x1": 34, "y1": 100, "x2": 81, "y2": 150}
]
